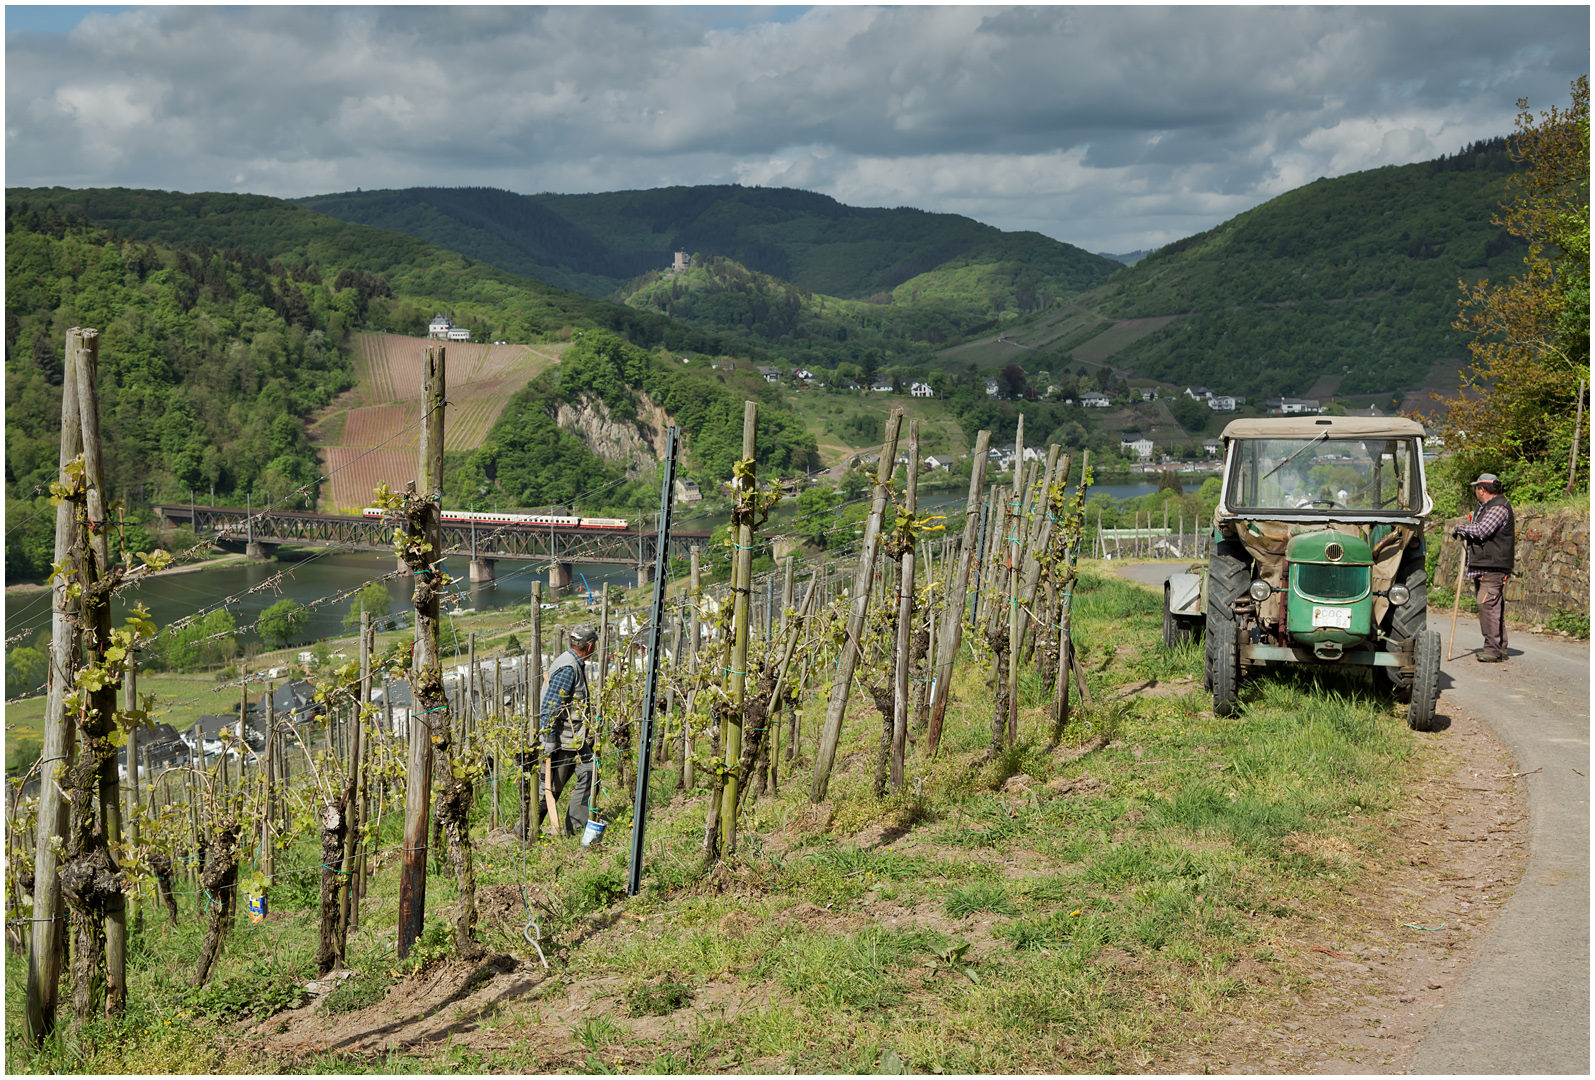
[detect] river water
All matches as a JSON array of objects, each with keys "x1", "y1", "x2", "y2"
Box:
[{"x1": 3, "y1": 482, "x2": 1161, "y2": 650}]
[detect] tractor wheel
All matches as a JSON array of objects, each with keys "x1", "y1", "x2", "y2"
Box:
[
  {"x1": 1385, "y1": 543, "x2": 1429, "y2": 701},
  {"x1": 1163, "y1": 586, "x2": 1192, "y2": 649},
  {"x1": 1205, "y1": 540, "x2": 1250, "y2": 698},
  {"x1": 1406, "y1": 630, "x2": 1442, "y2": 731},
  {"x1": 1208, "y1": 610, "x2": 1241, "y2": 717}
]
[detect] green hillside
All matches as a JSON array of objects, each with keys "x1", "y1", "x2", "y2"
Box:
[
  {"x1": 5, "y1": 187, "x2": 749, "y2": 360},
  {"x1": 965, "y1": 138, "x2": 1523, "y2": 400},
  {"x1": 300, "y1": 184, "x2": 1117, "y2": 306},
  {"x1": 3, "y1": 202, "x2": 352, "y2": 580}
]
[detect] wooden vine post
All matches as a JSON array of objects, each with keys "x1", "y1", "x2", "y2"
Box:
[
  {"x1": 890, "y1": 422, "x2": 921, "y2": 791},
  {"x1": 706, "y1": 402, "x2": 760, "y2": 861},
  {"x1": 25, "y1": 331, "x2": 83, "y2": 1044},
  {"x1": 397, "y1": 345, "x2": 446, "y2": 961},
  {"x1": 59, "y1": 328, "x2": 138, "y2": 1018},
  {"x1": 812, "y1": 409, "x2": 904, "y2": 802},
  {"x1": 1051, "y1": 451, "x2": 1093, "y2": 741},
  {"x1": 1005, "y1": 416, "x2": 1026, "y2": 745},
  {"x1": 926, "y1": 429, "x2": 990, "y2": 757}
]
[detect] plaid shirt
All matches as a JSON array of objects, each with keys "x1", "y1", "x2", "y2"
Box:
[
  {"x1": 1455, "y1": 502, "x2": 1511, "y2": 580},
  {"x1": 539, "y1": 654, "x2": 589, "y2": 753}
]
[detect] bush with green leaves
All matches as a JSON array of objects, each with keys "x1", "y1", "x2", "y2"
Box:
[{"x1": 258, "y1": 598, "x2": 310, "y2": 649}]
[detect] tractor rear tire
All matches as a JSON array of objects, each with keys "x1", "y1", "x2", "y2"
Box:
[
  {"x1": 1209, "y1": 612, "x2": 1240, "y2": 717},
  {"x1": 1385, "y1": 543, "x2": 1429, "y2": 701},
  {"x1": 1406, "y1": 630, "x2": 1442, "y2": 731}
]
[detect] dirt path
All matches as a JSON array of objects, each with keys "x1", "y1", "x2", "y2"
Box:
[{"x1": 1114, "y1": 559, "x2": 1590, "y2": 1073}]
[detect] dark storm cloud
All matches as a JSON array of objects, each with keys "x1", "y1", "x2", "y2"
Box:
[{"x1": 5, "y1": 5, "x2": 1586, "y2": 251}]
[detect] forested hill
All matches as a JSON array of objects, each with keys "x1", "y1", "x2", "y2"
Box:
[
  {"x1": 4, "y1": 187, "x2": 749, "y2": 360},
  {"x1": 1055, "y1": 137, "x2": 1524, "y2": 399},
  {"x1": 297, "y1": 184, "x2": 1118, "y2": 310},
  {"x1": 4, "y1": 202, "x2": 353, "y2": 580}
]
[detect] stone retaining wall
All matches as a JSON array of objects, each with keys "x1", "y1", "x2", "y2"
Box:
[{"x1": 1431, "y1": 506, "x2": 1590, "y2": 624}]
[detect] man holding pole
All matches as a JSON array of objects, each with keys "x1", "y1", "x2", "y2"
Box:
[
  {"x1": 1452, "y1": 473, "x2": 1515, "y2": 663},
  {"x1": 536, "y1": 626, "x2": 599, "y2": 836}
]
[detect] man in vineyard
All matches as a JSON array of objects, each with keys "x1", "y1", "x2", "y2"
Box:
[
  {"x1": 536, "y1": 625, "x2": 599, "y2": 837},
  {"x1": 1452, "y1": 473, "x2": 1515, "y2": 662}
]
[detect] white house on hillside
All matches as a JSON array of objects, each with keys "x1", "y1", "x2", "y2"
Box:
[
  {"x1": 910, "y1": 382, "x2": 934, "y2": 398},
  {"x1": 1120, "y1": 432, "x2": 1155, "y2": 459},
  {"x1": 428, "y1": 314, "x2": 470, "y2": 342},
  {"x1": 1080, "y1": 392, "x2": 1111, "y2": 408},
  {"x1": 756, "y1": 365, "x2": 783, "y2": 383}
]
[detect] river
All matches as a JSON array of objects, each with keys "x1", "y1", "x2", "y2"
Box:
[{"x1": 3, "y1": 482, "x2": 1163, "y2": 650}]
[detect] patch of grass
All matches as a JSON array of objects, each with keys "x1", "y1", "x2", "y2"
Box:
[
  {"x1": 625, "y1": 979, "x2": 694, "y2": 1017},
  {"x1": 573, "y1": 1015, "x2": 627, "y2": 1051},
  {"x1": 565, "y1": 865, "x2": 626, "y2": 918},
  {"x1": 944, "y1": 879, "x2": 1019, "y2": 918},
  {"x1": 758, "y1": 927, "x2": 935, "y2": 1011},
  {"x1": 322, "y1": 971, "x2": 393, "y2": 1016}
]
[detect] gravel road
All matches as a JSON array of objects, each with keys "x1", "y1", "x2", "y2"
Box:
[{"x1": 1113, "y1": 560, "x2": 1590, "y2": 1074}]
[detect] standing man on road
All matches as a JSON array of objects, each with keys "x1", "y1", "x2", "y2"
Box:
[
  {"x1": 1452, "y1": 473, "x2": 1515, "y2": 662},
  {"x1": 536, "y1": 625, "x2": 599, "y2": 836}
]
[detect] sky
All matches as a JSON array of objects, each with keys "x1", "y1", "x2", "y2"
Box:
[{"x1": 5, "y1": 5, "x2": 1588, "y2": 254}]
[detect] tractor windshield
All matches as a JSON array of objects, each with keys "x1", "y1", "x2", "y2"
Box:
[{"x1": 1226, "y1": 437, "x2": 1424, "y2": 515}]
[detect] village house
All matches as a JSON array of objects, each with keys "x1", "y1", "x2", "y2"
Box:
[
  {"x1": 910, "y1": 381, "x2": 935, "y2": 398},
  {"x1": 755, "y1": 365, "x2": 783, "y2": 383},
  {"x1": 1184, "y1": 386, "x2": 1211, "y2": 400},
  {"x1": 1080, "y1": 391, "x2": 1112, "y2": 408},
  {"x1": 1120, "y1": 432, "x2": 1156, "y2": 459},
  {"x1": 674, "y1": 478, "x2": 702, "y2": 504},
  {"x1": 924, "y1": 454, "x2": 956, "y2": 471},
  {"x1": 1207, "y1": 395, "x2": 1239, "y2": 412},
  {"x1": 428, "y1": 314, "x2": 471, "y2": 342},
  {"x1": 984, "y1": 378, "x2": 1000, "y2": 397},
  {"x1": 871, "y1": 382, "x2": 895, "y2": 393}
]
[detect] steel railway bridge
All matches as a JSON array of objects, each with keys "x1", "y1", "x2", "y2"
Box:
[{"x1": 154, "y1": 505, "x2": 711, "y2": 592}]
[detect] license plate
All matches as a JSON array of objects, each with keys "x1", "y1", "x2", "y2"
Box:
[{"x1": 1312, "y1": 606, "x2": 1352, "y2": 629}]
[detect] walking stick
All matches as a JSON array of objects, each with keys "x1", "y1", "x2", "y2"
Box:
[{"x1": 1446, "y1": 545, "x2": 1468, "y2": 661}]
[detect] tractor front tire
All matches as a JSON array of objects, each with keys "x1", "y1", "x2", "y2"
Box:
[
  {"x1": 1386, "y1": 544, "x2": 1430, "y2": 702},
  {"x1": 1208, "y1": 613, "x2": 1241, "y2": 717},
  {"x1": 1205, "y1": 541, "x2": 1250, "y2": 702},
  {"x1": 1406, "y1": 630, "x2": 1442, "y2": 731}
]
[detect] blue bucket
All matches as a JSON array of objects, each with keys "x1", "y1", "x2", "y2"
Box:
[{"x1": 581, "y1": 817, "x2": 607, "y2": 847}]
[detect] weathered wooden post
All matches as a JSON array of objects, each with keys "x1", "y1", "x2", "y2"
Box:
[
  {"x1": 708, "y1": 403, "x2": 759, "y2": 860},
  {"x1": 926, "y1": 430, "x2": 990, "y2": 757},
  {"x1": 891, "y1": 422, "x2": 920, "y2": 791},
  {"x1": 25, "y1": 333, "x2": 82, "y2": 1044},
  {"x1": 397, "y1": 346, "x2": 445, "y2": 960},
  {"x1": 812, "y1": 409, "x2": 904, "y2": 802}
]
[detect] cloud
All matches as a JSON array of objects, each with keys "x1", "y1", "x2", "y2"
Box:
[{"x1": 5, "y1": 5, "x2": 1587, "y2": 253}]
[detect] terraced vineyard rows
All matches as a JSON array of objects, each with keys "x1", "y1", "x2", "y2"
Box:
[{"x1": 321, "y1": 334, "x2": 564, "y2": 509}]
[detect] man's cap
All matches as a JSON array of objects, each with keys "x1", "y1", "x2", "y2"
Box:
[
  {"x1": 1471, "y1": 472, "x2": 1500, "y2": 486},
  {"x1": 569, "y1": 625, "x2": 598, "y2": 645}
]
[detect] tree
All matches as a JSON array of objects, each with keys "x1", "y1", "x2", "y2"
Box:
[
  {"x1": 793, "y1": 483, "x2": 845, "y2": 550},
  {"x1": 258, "y1": 599, "x2": 311, "y2": 649},
  {"x1": 343, "y1": 580, "x2": 393, "y2": 630},
  {"x1": 1430, "y1": 75, "x2": 1589, "y2": 500},
  {"x1": 5, "y1": 642, "x2": 49, "y2": 699},
  {"x1": 999, "y1": 364, "x2": 1028, "y2": 399},
  {"x1": 861, "y1": 351, "x2": 880, "y2": 385}
]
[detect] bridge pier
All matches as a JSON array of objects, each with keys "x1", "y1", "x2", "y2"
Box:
[
  {"x1": 246, "y1": 541, "x2": 277, "y2": 561},
  {"x1": 548, "y1": 562, "x2": 573, "y2": 597},
  {"x1": 470, "y1": 558, "x2": 497, "y2": 584},
  {"x1": 637, "y1": 564, "x2": 653, "y2": 588}
]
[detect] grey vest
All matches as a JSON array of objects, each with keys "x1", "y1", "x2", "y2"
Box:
[{"x1": 544, "y1": 649, "x2": 591, "y2": 750}]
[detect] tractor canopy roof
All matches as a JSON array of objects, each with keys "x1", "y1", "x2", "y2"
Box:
[{"x1": 1220, "y1": 416, "x2": 1426, "y2": 441}]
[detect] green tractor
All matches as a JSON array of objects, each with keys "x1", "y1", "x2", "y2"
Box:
[{"x1": 1163, "y1": 416, "x2": 1440, "y2": 729}]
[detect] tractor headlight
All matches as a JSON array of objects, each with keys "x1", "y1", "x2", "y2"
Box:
[
  {"x1": 1388, "y1": 584, "x2": 1410, "y2": 606},
  {"x1": 1248, "y1": 580, "x2": 1273, "y2": 602}
]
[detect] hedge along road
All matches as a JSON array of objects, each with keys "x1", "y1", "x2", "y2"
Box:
[{"x1": 1114, "y1": 559, "x2": 1591, "y2": 1075}]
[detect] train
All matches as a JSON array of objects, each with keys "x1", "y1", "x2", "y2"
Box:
[{"x1": 360, "y1": 507, "x2": 630, "y2": 530}]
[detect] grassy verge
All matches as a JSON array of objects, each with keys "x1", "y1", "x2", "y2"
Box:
[{"x1": 6, "y1": 565, "x2": 1441, "y2": 1073}]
